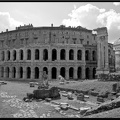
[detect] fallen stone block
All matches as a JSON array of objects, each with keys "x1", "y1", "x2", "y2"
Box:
[
  {"x1": 29, "y1": 82, "x2": 35, "y2": 87},
  {"x1": 59, "y1": 82, "x2": 64, "y2": 85},
  {"x1": 80, "y1": 107, "x2": 91, "y2": 115},
  {"x1": 51, "y1": 101, "x2": 60, "y2": 105},
  {"x1": 69, "y1": 105, "x2": 79, "y2": 111},
  {"x1": 84, "y1": 95, "x2": 89, "y2": 99},
  {"x1": 62, "y1": 94, "x2": 68, "y2": 97},
  {"x1": 116, "y1": 93, "x2": 120, "y2": 98},
  {"x1": 91, "y1": 91, "x2": 99, "y2": 96},
  {"x1": 45, "y1": 98, "x2": 52, "y2": 102},
  {"x1": 60, "y1": 104, "x2": 68, "y2": 110},
  {"x1": 97, "y1": 97, "x2": 105, "y2": 103},
  {"x1": 77, "y1": 95, "x2": 85, "y2": 101}
]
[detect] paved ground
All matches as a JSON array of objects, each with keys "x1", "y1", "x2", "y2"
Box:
[{"x1": 0, "y1": 79, "x2": 120, "y2": 118}]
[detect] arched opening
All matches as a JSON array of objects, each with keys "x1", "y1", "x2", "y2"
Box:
[
  {"x1": 19, "y1": 49, "x2": 24, "y2": 60},
  {"x1": 60, "y1": 49, "x2": 66, "y2": 60},
  {"x1": 13, "y1": 50, "x2": 16, "y2": 61},
  {"x1": 12, "y1": 67, "x2": 16, "y2": 78},
  {"x1": 52, "y1": 67, "x2": 57, "y2": 79},
  {"x1": 93, "y1": 68, "x2": 96, "y2": 79},
  {"x1": 86, "y1": 67, "x2": 89, "y2": 79},
  {"x1": 85, "y1": 50, "x2": 89, "y2": 61},
  {"x1": 19, "y1": 67, "x2": 23, "y2": 78},
  {"x1": 1, "y1": 67, "x2": 4, "y2": 77},
  {"x1": 43, "y1": 67, "x2": 48, "y2": 75},
  {"x1": 7, "y1": 50, "x2": 10, "y2": 61},
  {"x1": 77, "y1": 50, "x2": 82, "y2": 60},
  {"x1": 35, "y1": 49, "x2": 39, "y2": 60},
  {"x1": 1, "y1": 51, "x2": 5, "y2": 61},
  {"x1": 52, "y1": 49, "x2": 57, "y2": 61},
  {"x1": 60, "y1": 67, "x2": 65, "y2": 78},
  {"x1": 43, "y1": 49, "x2": 48, "y2": 61},
  {"x1": 92, "y1": 51, "x2": 96, "y2": 61},
  {"x1": 35, "y1": 67, "x2": 39, "y2": 79},
  {"x1": 69, "y1": 67, "x2": 74, "y2": 79},
  {"x1": 6, "y1": 67, "x2": 10, "y2": 78},
  {"x1": 69, "y1": 49, "x2": 74, "y2": 60},
  {"x1": 27, "y1": 49, "x2": 31, "y2": 60},
  {"x1": 27, "y1": 67, "x2": 31, "y2": 79},
  {"x1": 77, "y1": 67, "x2": 82, "y2": 79}
]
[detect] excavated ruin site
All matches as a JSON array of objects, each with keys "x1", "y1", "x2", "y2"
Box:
[{"x1": 0, "y1": 79, "x2": 120, "y2": 118}]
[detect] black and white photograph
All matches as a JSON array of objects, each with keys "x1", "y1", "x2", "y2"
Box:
[{"x1": 0, "y1": 1, "x2": 120, "y2": 118}]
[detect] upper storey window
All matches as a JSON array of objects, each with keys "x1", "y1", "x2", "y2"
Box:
[
  {"x1": 35, "y1": 49, "x2": 39, "y2": 60},
  {"x1": 43, "y1": 49, "x2": 48, "y2": 61},
  {"x1": 52, "y1": 49, "x2": 57, "y2": 61},
  {"x1": 60, "y1": 49, "x2": 66, "y2": 60},
  {"x1": 1, "y1": 51, "x2": 5, "y2": 61},
  {"x1": 77, "y1": 50, "x2": 82, "y2": 60},
  {"x1": 69, "y1": 49, "x2": 74, "y2": 60},
  {"x1": 27, "y1": 49, "x2": 31, "y2": 60},
  {"x1": 85, "y1": 50, "x2": 89, "y2": 61},
  {"x1": 13, "y1": 50, "x2": 16, "y2": 61},
  {"x1": 19, "y1": 49, "x2": 24, "y2": 60}
]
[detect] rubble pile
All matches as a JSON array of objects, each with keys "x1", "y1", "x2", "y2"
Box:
[{"x1": 0, "y1": 91, "x2": 39, "y2": 118}]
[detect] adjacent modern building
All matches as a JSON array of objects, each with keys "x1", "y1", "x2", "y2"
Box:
[
  {"x1": 114, "y1": 38, "x2": 120, "y2": 72},
  {"x1": 0, "y1": 24, "x2": 111, "y2": 81},
  {"x1": 108, "y1": 43, "x2": 115, "y2": 72}
]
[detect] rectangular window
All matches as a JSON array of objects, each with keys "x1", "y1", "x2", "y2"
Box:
[
  {"x1": 80, "y1": 39, "x2": 84, "y2": 44},
  {"x1": 21, "y1": 39, "x2": 24, "y2": 44},
  {"x1": 25, "y1": 38, "x2": 29, "y2": 45}
]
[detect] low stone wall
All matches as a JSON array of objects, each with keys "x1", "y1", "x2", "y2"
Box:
[{"x1": 83, "y1": 97, "x2": 120, "y2": 116}]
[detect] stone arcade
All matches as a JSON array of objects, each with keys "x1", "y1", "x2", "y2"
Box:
[{"x1": 0, "y1": 24, "x2": 109, "y2": 81}]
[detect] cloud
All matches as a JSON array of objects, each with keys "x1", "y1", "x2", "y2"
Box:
[
  {"x1": 0, "y1": 12, "x2": 23, "y2": 32},
  {"x1": 113, "y1": 2, "x2": 120, "y2": 6},
  {"x1": 62, "y1": 4, "x2": 105, "y2": 29},
  {"x1": 62, "y1": 4, "x2": 120, "y2": 43}
]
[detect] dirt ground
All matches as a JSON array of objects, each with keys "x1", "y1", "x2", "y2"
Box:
[{"x1": 0, "y1": 79, "x2": 120, "y2": 118}]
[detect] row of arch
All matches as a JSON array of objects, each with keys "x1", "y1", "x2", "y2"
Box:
[
  {"x1": 1, "y1": 49, "x2": 96, "y2": 61},
  {"x1": 0, "y1": 66, "x2": 96, "y2": 80}
]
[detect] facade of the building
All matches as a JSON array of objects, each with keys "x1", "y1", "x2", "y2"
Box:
[
  {"x1": 0, "y1": 24, "x2": 109, "y2": 81},
  {"x1": 108, "y1": 43, "x2": 115, "y2": 72},
  {"x1": 113, "y1": 38, "x2": 120, "y2": 71}
]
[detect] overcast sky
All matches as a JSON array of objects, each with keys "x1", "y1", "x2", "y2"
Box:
[{"x1": 0, "y1": 2, "x2": 120, "y2": 43}]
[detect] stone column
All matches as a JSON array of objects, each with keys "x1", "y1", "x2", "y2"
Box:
[
  {"x1": 66, "y1": 67, "x2": 69, "y2": 80},
  {"x1": 23, "y1": 48, "x2": 26, "y2": 60},
  {"x1": 31, "y1": 48, "x2": 34, "y2": 62},
  {"x1": 40, "y1": 47, "x2": 42, "y2": 62},
  {"x1": 10, "y1": 50, "x2": 13, "y2": 61},
  {"x1": 105, "y1": 36, "x2": 109, "y2": 71},
  {"x1": 4, "y1": 68, "x2": 6, "y2": 78},
  {"x1": 57, "y1": 67, "x2": 60, "y2": 79},
  {"x1": 31, "y1": 67, "x2": 34, "y2": 79},
  {"x1": 82, "y1": 66, "x2": 85, "y2": 80},
  {"x1": 74, "y1": 48, "x2": 77, "y2": 61},
  {"x1": 16, "y1": 67, "x2": 19, "y2": 79},
  {"x1": 66, "y1": 48, "x2": 69, "y2": 62},
  {"x1": 4, "y1": 50, "x2": 7, "y2": 61},
  {"x1": 82, "y1": 48, "x2": 85, "y2": 61},
  {"x1": 57, "y1": 49, "x2": 60, "y2": 61},
  {"x1": 39, "y1": 68, "x2": 42, "y2": 80},
  {"x1": 23, "y1": 67, "x2": 26, "y2": 79},
  {"x1": 48, "y1": 47, "x2": 51, "y2": 61},
  {"x1": 48, "y1": 66, "x2": 51, "y2": 80},
  {"x1": 16, "y1": 49, "x2": 19, "y2": 61},
  {"x1": 74, "y1": 66, "x2": 78, "y2": 79},
  {"x1": 9, "y1": 67, "x2": 12, "y2": 78}
]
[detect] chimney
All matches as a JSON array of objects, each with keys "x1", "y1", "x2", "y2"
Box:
[
  {"x1": 6, "y1": 29, "x2": 8, "y2": 32},
  {"x1": 51, "y1": 24, "x2": 53, "y2": 27}
]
